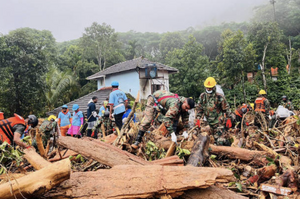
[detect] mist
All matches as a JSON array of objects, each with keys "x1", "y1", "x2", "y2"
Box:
[{"x1": 0, "y1": 0, "x2": 269, "y2": 42}]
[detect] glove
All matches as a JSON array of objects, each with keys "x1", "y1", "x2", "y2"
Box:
[
  {"x1": 171, "y1": 132, "x2": 177, "y2": 143},
  {"x1": 55, "y1": 118, "x2": 59, "y2": 122},
  {"x1": 182, "y1": 131, "x2": 188, "y2": 139},
  {"x1": 92, "y1": 111, "x2": 97, "y2": 117},
  {"x1": 69, "y1": 124, "x2": 71, "y2": 128},
  {"x1": 226, "y1": 118, "x2": 232, "y2": 128},
  {"x1": 196, "y1": 119, "x2": 201, "y2": 128},
  {"x1": 269, "y1": 115, "x2": 272, "y2": 120}
]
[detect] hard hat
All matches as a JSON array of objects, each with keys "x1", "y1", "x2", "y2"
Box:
[
  {"x1": 48, "y1": 115, "x2": 57, "y2": 121},
  {"x1": 104, "y1": 111, "x2": 110, "y2": 117},
  {"x1": 103, "y1": 101, "x2": 108, "y2": 106},
  {"x1": 259, "y1": 90, "x2": 267, "y2": 95},
  {"x1": 62, "y1": 104, "x2": 68, "y2": 109},
  {"x1": 28, "y1": 115, "x2": 38, "y2": 128},
  {"x1": 282, "y1": 95, "x2": 287, "y2": 99},
  {"x1": 72, "y1": 104, "x2": 79, "y2": 111},
  {"x1": 111, "y1": 81, "x2": 119, "y2": 87},
  {"x1": 250, "y1": 103, "x2": 254, "y2": 110},
  {"x1": 204, "y1": 77, "x2": 217, "y2": 88}
]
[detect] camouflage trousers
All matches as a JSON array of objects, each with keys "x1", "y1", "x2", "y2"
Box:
[
  {"x1": 209, "y1": 123, "x2": 230, "y2": 146},
  {"x1": 139, "y1": 96, "x2": 156, "y2": 132}
]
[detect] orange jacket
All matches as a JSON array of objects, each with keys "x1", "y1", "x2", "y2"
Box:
[
  {"x1": 235, "y1": 104, "x2": 248, "y2": 117},
  {"x1": 0, "y1": 114, "x2": 27, "y2": 144},
  {"x1": 255, "y1": 97, "x2": 266, "y2": 112}
]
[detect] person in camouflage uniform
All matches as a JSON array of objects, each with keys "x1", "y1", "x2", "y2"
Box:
[
  {"x1": 131, "y1": 90, "x2": 195, "y2": 149},
  {"x1": 92, "y1": 111, "x2": 113, "y2": 137},
  {"x1": 281, "y1": 96, "x2": 294, "y2": 111},
  {"x1": 33, "y1": 115, "x2": 58, "y2": 151},
  {"x1": 196, "y1": 77, "x2": 231, "y2": 146},
  {"x1": 254, "y1": 90, "x2": 271, "y2": 128}
]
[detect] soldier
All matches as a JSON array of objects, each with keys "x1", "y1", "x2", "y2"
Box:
[
  {"x1": 33, "y1": 115, "x2": 58, "y2": 151},
  {"x1": 131, "y1": 90, "x2": 195, "y2": 149},
  {"x1": 92, "y1": 111, "x2": 113, "y2": 137},
  {"x1": 196, "y1": 77, "x2": 231, "y2": 146},
  {"x1": 281, "y1": 96, "x2": 294, "y2": 111}
]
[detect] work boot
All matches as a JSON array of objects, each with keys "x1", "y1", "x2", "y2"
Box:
[{"x1": 131, "y1": 130, "x2": 145, "y2": 149}]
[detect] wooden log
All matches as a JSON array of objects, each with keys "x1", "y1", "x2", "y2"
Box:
[
  {"x1": 260, "y1": 184, "x2": 292, "y2": 196},
  {"x1": 79, "y1": 137, "x2": 184, "y2": 166},
  {"x1": 0, "y1": 159, "x2": 71, "y2": 199},
  {"x1": 181, "y1": 186, "x2": 248, "y2": 199},
  {"x1": 165, "y1": 142, "x2": 176, "y2": 157},
  {"x1": 23, "y1": 148, "x2": 51, "y2": 170},
  {"x1": 45, "y1": 165, "x2": 234, "y2": 199},
  {"x1": 209, "y1": 144, "x2": 271, "y2": 165},
  {"x1": 187, "y1": 132, "x2": 210, "y2": 167},
  {"x1": 35, "y1": 129, "x2": 46, "y2": 158},
  {"x1": 151, "y1": 156, "x2": 184, "y2": 166},
  {"x1": 59, "y1": 136, "x2": 148, "y2": 167}
]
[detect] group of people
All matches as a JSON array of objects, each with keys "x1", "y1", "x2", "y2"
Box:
[{"x1": 0, "y1": 77, "x2": 296, "y2": 150}]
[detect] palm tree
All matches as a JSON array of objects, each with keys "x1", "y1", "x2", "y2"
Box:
[{"x1": 44, "y1": 66, "x2": 79, "y2": 111}]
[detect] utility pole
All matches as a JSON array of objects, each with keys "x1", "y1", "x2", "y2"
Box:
[{"x1": 270, "y1": 0, "x2": 276, "y2": 21}]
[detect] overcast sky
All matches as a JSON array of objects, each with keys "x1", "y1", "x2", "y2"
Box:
[{"x1": 0, "y1": 0, "x2": 269, "y2": 42}]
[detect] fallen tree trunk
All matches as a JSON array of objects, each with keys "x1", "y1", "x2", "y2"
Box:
[
  {"x1": 209, "y1": 144, "x2": 271, "y2": 165},
  {"x1": 23, "y1": 148, "x2": 51, "y2": 170},
  {"x1": 151, "y1": 155, "x2": 184, "y2": 166},
  {"x1": 0, "y1": 159, "x2": 71, "y2": 199},
  {"x1": 45, "y1": 165, "x2": 234, "y2": 199},
  {"x1": 58, "y1": 136, "x2": 147, "y2": 167},
  {"x1": 181, "y1": 186, "x2": 248, "y2": 199},
  {"x1": 187, "y1": 132, "x2": 210, "y2": 167}
]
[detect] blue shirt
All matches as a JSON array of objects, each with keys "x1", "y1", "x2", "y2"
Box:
[
  {"x1": 109, "y1": 89, "x2": 127, "y2": 115},
  {"x1": 98, "y1": 106, "x2": 109, "y2": 117},
  {"x1": 58, "y1": 111, "x2": 71, "y2": 127},
  {"x1": 122, "y1": 109, "x2": 136, "y2": 123},
  {"x1": 72, "y1": 111, "x2": 83, "y2": 126}
]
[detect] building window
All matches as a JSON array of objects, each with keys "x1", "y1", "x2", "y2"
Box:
[{"x1": 152, "y1": 84, "x2": 161, "y2": 93}]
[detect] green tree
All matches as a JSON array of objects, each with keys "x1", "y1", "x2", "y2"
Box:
[
  {"x1": 0, "y1": 28, "x2": 55, "y2": 116},
  {"x1": 166, "y1": 36, "x2": 209, "y2": 98},
  {"x1": 217, "y1": 30, "x2": 257, "y2": 102},
  {"x1": 159, "y1": 32, "x2": 185, "y2": 63},
  {"x1": 80, "y1": 22, "x2": 124, "y2": 70}
]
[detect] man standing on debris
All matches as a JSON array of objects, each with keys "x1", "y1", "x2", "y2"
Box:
[
  {"x1": 131, "y1": 90, "x2": 195, "y2": 149},
  {"x1": 195, "y1": 77, "x2": 231, "y2": 146},
  {"x1": 0, "y1": 114, "x2": 38, "y2": 148},
  {"x1": 92, "y1": 111, "x2": 113, "y2": 137},
  {"x1": 58, "y1": 105, "x2": 72, "y2": 136},
  {"x1": 281, "y1": 96, "x2": 294, "y2": 111},
  {"x1": 235, "y1": 103, "x2": 252, "y2": 129},
  {"x1": 33, "y1": 115, "x2": 58, "y2": 150},
  {"x1": 109, "y1": 81, "x2": 128, "y2": 130},
  {"x1": 87, "y1": 96, "x2": 98, "y2": 138},
  {"x1": 254, "y1": 90, "x2": 271, "y2": 128}
]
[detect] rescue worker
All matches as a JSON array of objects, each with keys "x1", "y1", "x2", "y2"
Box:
[
  {"x1": 196, "y1": 77, "x2": 231, "y2": 146},
  {"x1": 0, "y1": 114, "x2": 38, "y2": 148},
  {"x1": 122, "y1": 105, "x2": 136, "y2": 124},
  {"x1": 67, "y1": 104, "x2": 84, "y2": 138},
  {"x1": 281, "y1": 96, "x2": 294, "y2": 111},
  {"x1": 87, "y1": 96, "x2": 98, "y2": 138},
  {"x1": 254, "y1": 90, "x2": 271, "y2": 128},
  {"x1": 235, "y1": 103, "x2": 251, "y2": 129},
  {"x1": 57, "y1": 105, "x2": 72, "y2": 136},
  {"x1": 34, "y1": 115, "x2": 58, "y2": 149},
  {"x1": 98, "y1": 99, "x2": 109, "y2": 118},
  {"x1": 92, "y1": 111, "x2": 113, "y2": 137},
  {"x1": 109, "y1": 81, "x2": 128, "y2": 130},
  {"x1": 131, "y1": 90, "x2": 195, "y2": 149}
]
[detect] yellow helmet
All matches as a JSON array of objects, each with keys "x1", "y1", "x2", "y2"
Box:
[
  {"x1": 259, "y1": 90, "x2": 267, "y2": 95},
  {"x1": 48, "y1": 115, "x2": 57, "y2": 121},
  {"x1": 204, "y1": 77, "x2": 217, "y2": 88}
]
